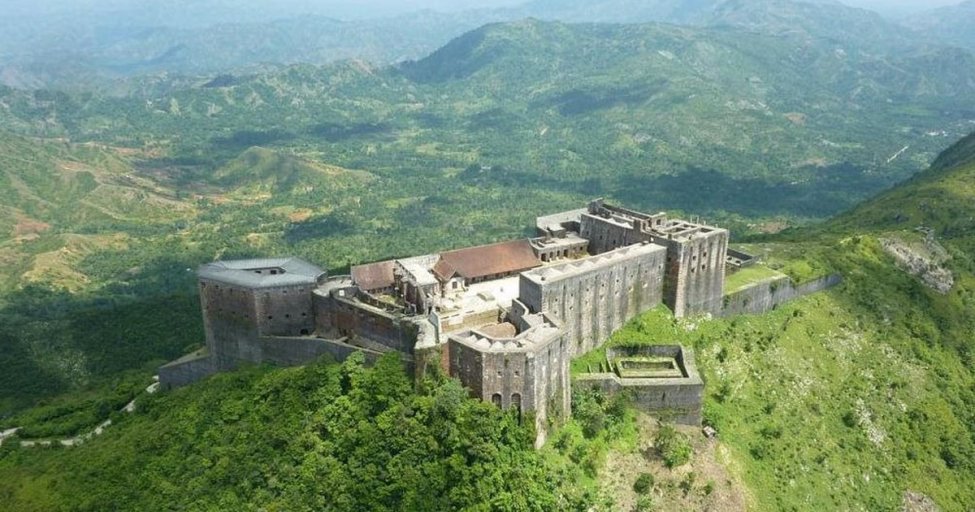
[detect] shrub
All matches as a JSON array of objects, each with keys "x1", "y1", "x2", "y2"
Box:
[
  {"x1": 633, "y1": 472, "x2": 654, "y2": 494},
  {"x1": 635, "y1": 495, "x2": 655, "y2": 512},
  {"x1": 655, "y1": 424, "x2": 692, "y2": 468}
]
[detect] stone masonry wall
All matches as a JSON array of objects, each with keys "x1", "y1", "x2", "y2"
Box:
[
  {"x1": 255, "y1": 284, "x2": 317, "y2": 337},
  {"x1": 660, "y1": 232, "x2": 728, "y2": 317},
  {"x1": 314, "y1": 292, "x2": 418, "y2": 354},
  {"x1": 719, "y1": 274, "x2": 842, "y2": 317},
  {"x1": 575, "y1": 373, "x2": 703, "y2": 425},
  {"x1": 447, "y1": 329, "x2": 570, "y2": 448},
  {"x1": 260, "y1": 336, "x2": 384, "y2": 366},
  {"x1": 519, "y1": 247, "x2": 666, "y2": 357},
  {"x1": 159, "y1": 352, "x2": 215, "y2": 389},
  {"x1": 199, "y1": 278, "x2": 261, "y2": 370}
]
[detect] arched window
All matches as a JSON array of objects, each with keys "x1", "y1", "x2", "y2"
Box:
[
  {"x1": 511, "y1": 393, "x2": 522, "y2": 419},
  {"x1": 491, "y1": 393, "x2": 502, "y2": 407}
]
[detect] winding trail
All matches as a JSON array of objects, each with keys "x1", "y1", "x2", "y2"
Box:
[{"x1": 1, "y1": 377, "x2": 159, "y2": 449}]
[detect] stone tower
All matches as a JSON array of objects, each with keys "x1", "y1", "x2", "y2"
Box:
[{"x1": 197, "y1": 258, "x2": 324, "y2": 370}]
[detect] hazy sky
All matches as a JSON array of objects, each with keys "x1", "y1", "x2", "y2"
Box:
[
  {"x1": 840, "y1": 0, "x2": 964, "y2": 13},
  {"x1": 3, "y1": 0, "x2": 967, "y2": 23}
]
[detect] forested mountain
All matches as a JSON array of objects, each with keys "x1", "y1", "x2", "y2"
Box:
[
  {"x1": 0, "y1": 0, "x2": 961, "y2": 89},
  {"x1": 2, "y1": 19, "x2": 972, "y2": 217},
  {"x1": 907, "y1": 0, "x2": 975, "y2": 51}
]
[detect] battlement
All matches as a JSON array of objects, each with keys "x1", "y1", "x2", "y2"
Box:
[{"x1": 521, "y1": 242, "x2": 665, "y2": 285}]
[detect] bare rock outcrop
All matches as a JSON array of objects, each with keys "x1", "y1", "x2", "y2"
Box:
[{"x1": 880, "y1": 232, "x2": 954, "y2": 294}]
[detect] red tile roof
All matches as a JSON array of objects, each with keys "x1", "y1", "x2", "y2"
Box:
[
  {"x1": 351, "y1": 260, "x2": 395, "y2": 291},
  {"x1": 433, "y1": 239, "x2": 541, "y2": 281}
]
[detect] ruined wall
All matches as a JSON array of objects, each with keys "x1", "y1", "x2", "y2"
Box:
[
  {"x1": 575, "y1": 373, "x2": 703, "y2": 426},
  {"x1": 438, "y1": 309, "x2": 501, "y2": 335},
  {"x1": 199, "y1": 278, "x2": 261, "y2": 369},
  {"x1": 579, "y1": 214, "x2": 650, "y2": 254},
  {"x1": 575, "y1": 345, "x2": 703, "y2": 425},
  {"x1": 314, "y1": 291, "x2": 418, "y2": 354},
  {"x1": 719, "y1": 273, "x2": 842, "y2": 317},
  {"x1": 519, "y1": 247, "x2": 666, "y2": 357}
]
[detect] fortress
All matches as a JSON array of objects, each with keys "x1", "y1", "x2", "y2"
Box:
[{"x1": 160, "y1": 199, "x2": 837, "y2": 444}]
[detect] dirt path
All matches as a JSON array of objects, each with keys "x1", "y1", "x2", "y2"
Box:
[{"x1": 5, "y1": 377, "x2": 159, "y2": 449}]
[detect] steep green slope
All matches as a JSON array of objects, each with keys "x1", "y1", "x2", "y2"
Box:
[
  {"x1": 0, "y1": 355, "x2": 578, "y2": 511},
  {"x1": 829, "y1": 131, "x2": 975, "y2": 242}
]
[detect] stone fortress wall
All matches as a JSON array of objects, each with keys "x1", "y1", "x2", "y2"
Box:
[
  {"x1": 448, "y1": 303, "x2": 570, "y2": 447},
  {"x1": 719, "y1": 273, "x2": 843, "y2": 317},
  {"x1": 159, "y1": 200, "x2": 840, "y2": 444},
  {"x1": 518, "y1": 243, "x2": 666, "y2": 357}
]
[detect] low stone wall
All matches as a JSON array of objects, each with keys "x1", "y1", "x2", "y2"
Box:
[
  {"x1": 719, "y1": 273, "x2": 842, "y2": 317},
  {"x1": 439, "y1": 308, "x2": 501, "y2": 334},
  {"x1": 575, "y1": 344, "x2": 703, "y2": 426},
  {"x1": 574, "y1": 372, "x2": 703, "y2": 426},
  {"x1": 159, "y1": 351, "x2": 215, "y2": 389}
]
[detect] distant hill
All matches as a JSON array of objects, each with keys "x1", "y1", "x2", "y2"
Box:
[
  {"x1": 829, "y1": 130, "x2": 975, "y2": 240},
  {"x1": 906, "y1": 0, "x2": 975, "y2": 51},
  {"x1": 0, "y1": 0, "x2": 958, "y2": 90}
]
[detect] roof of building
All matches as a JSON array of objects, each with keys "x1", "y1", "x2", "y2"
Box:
[
  {"x1": 351, "y1": 260, "x2": 396, "y2": 291},
  {"x1": 432, "y1": 239, "x2": 541, "y2": 282},
  {"x1": 198, "y1": 257, "x2": 324, "y2": 288}
]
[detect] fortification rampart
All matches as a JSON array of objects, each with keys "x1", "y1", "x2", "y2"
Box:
[
  {"x1": 519, "y1": 243, "x2": 666, "y2": 357},
  {"x1": 719, "y1": 273, "x2": 842, "y2": 317},
  {"x1": 447, "y1": 311, "x2": 570, "y2": 447},
  {"x1": 159, "y1": 351, "x2": 215, "y2": 389},
  {"x1": 260, "y1": 336, "x2": 386, "y2": 366},
  {"x1": 314, "y1": 288, "x2": 419, "y2": 354},
  {"x1": 160, "y1": 201, "x2": 841, "y2": 446}
]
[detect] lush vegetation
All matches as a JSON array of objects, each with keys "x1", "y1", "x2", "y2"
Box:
[
  {"x1": 1, "y1": 5, "x2": 975, "y2": 510},
  {"x1": 0, "y1": 354, "x2": 582, "y2": 510}
]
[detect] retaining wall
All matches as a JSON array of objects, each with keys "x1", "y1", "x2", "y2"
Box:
[{"x1": 719, "y1": 273, "x2": 842, "y2": 317}]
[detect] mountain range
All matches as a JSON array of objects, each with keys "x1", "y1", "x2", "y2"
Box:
[{"x1": 1, "y1": 0, "x2": 973, "y2": 89}]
